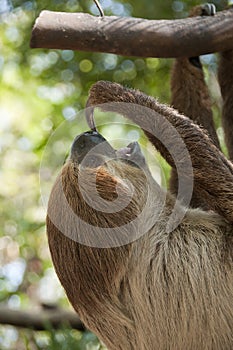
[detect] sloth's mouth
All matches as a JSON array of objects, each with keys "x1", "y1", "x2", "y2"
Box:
[{"x1": 71, "y1": 130, "x2": 145, "y2": 168}]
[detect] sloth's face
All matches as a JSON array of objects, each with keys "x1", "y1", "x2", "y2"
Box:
[
  {"x1": 48, "y1": 131, "x2": 157, "y2": 247},
  {"x1": 68, "y1": 130, "x2": 150, "y2": 204},
  {"x1": 70, "y1": 130, "x2": 147, "y2": 173},
  {"x1": 56, "y1": 131, "x2": 153, "y2": 232}
]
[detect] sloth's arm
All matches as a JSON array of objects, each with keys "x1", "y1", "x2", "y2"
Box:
[
  {"x1": 170, "y1": 3, "x2": 220, "y2": 209},
  {"x1": 171, "y1": 3, "x2": 219, "y2": 148},
  {"x1": 87, "y1": 80, "x2": 233, "y2": 223},
  {"x1": 170, "y1": 58, "x2": 220, "y2": 209},
  {"x1": 171, "y1": 57, "x2": 219, "y2": 148},
  {"x1": 218, "y1": 49, "x2": 233, "y2": 160}
]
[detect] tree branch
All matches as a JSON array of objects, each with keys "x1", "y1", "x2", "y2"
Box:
[
  {"x1": 30, "y1": 8, "x2": 233, "y2": 58},
  {"x1": 0, "y1": 306, "x2": 85, "y2": 331}
]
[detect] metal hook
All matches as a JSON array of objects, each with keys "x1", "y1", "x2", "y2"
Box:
[
  {"x1": 93, "y1": 0, "x2": 104, "y2": 17},
  {"x1": 85, "y1": 99, "x2": 97, "y2": 131}
]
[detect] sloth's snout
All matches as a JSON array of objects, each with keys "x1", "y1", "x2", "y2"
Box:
[
  {"x1": 70, "y1": 131, "x2": 115, "y2": 165},
  {"x1": 70, "y1": 130, "x2": 146, "y2": 169},
  {"x1": 72, "y1": 131, "x2": 105, "y2": 157}
]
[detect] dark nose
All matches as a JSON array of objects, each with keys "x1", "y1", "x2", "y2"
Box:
[{"x1": 70, "y1": 131, "x2": 114, "y2": 164}]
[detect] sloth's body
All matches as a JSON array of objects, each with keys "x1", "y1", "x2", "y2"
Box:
[
  {"x1": 47, "y1": 6, "x2": 233, "y2": 350},
  {"x1": 48, "y1": 158, "x2": 233, "y2": 350}
]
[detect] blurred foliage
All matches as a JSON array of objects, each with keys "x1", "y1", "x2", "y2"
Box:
[{"x1": 0, "y1": 0, "x2": 228, "y2": 348}]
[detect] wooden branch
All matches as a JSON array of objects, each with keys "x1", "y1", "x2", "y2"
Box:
[
  {"x1": 0, "y1": 306, "x2": 85, "y2": 331},
  {"x1": 30, "y1": 8, "x2": 233, "y2": 58}
]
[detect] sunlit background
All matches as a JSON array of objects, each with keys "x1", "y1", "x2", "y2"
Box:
[{"x1": 0, "y1": 0, "x2": 228, "y2": 348}]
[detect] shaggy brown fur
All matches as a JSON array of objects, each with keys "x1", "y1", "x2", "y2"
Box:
[{"x1": 47, "y1": 7, "x2": 233, "y2": 350}]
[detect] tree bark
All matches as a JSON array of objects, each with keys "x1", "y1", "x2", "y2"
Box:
[
  {"x1": 0, "y1": 306, "x2": 85, "y2": 331},
  {"x1": 30, "y1": 8, "x2": 233, "y2": 58}
]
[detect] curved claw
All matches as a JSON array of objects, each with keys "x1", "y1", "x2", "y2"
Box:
[
  {"x1": 201, "y1": 3, "x2": 216, "y2": 16},
  {"x1": 85, "y1": 99, "x2": 97, "y2": 132},
  {"x1": 189, "y1": 3, "x2": 216, "y2": 17}
]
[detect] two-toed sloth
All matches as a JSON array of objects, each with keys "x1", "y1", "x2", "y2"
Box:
[{"x1": 46, "y1": 5, "x2": 233, "y2": 350}]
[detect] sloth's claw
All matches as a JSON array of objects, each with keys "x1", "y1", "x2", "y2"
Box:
[
  {"x1": 201, "y1": 3, "x2": 216, "y2": 16},
  {"x1": 189, "y1": 3, "x2": 216, "y2": 17}
]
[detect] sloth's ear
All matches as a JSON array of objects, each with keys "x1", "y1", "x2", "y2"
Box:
[{"x1": 116, "y1": 142, "x2": 146, "y2": 169}]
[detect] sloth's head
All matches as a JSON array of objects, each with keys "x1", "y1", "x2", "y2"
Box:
[{"x1": 47, "y1": 130, "x2": 162, "y2": 248}]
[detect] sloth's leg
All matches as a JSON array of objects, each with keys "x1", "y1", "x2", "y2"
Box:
[{"x1": 87, "y1": 80, "x2": 233, "y2": 223}]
